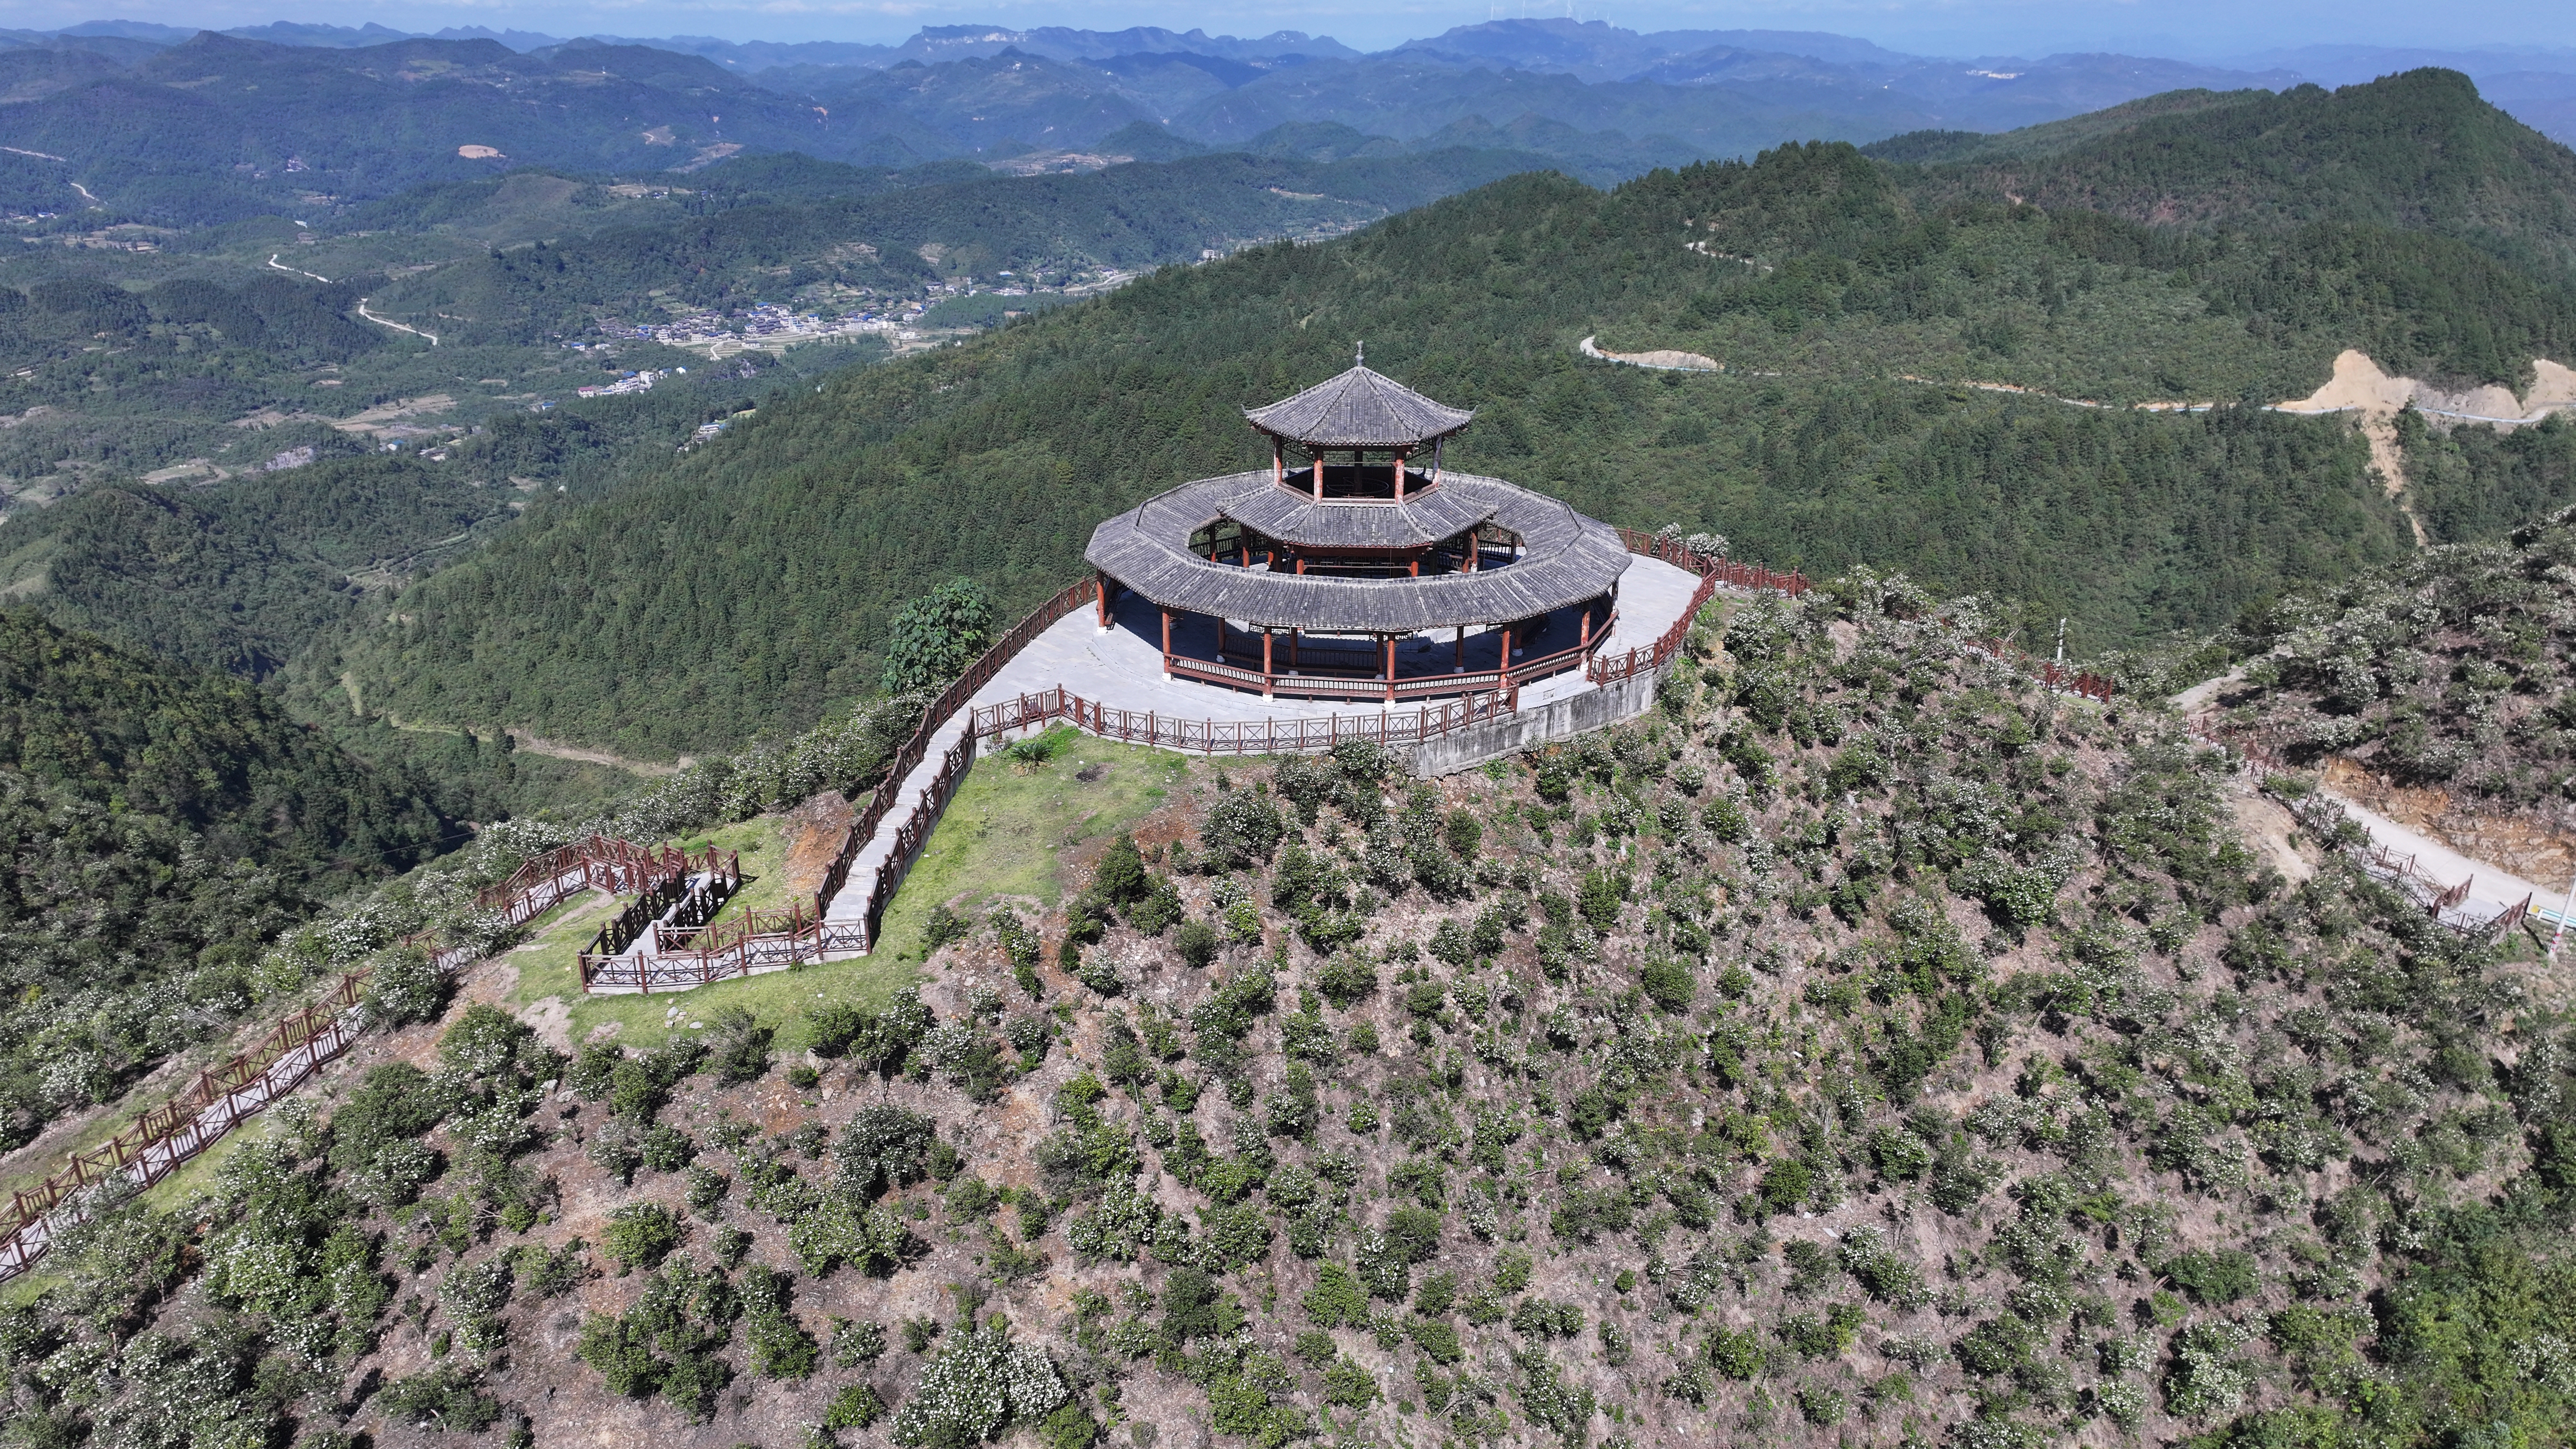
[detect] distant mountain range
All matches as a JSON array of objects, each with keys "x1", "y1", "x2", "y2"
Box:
[{"x1": 0, "y1": 17, "x2": 2569, "y2": 226}]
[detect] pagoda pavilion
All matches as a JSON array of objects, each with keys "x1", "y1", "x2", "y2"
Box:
[{"x1": 1085, "y1": 358, "x2": 1633, "y2": 703}]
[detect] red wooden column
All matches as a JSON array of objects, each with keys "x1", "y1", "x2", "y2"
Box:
[
  {"x1": 1262, "y1": 630, "x2": 1274, "y2": 698},
  {"x1": 1500, "y1": 625, "x2": 1513, "y2": 684},
  {"x1": 1312, "y1": 449, "x2": 1325, "y2": 500},
  {"x1": 1394, "y1": 448, "x2": 1408, "y2": 502},
  {"x1": 1290, "y1": 629, "x2": 1301, "y2": 667},
  {"x1": 1383, "y1": 636, "x2": 1397, "y2": 701},
  {"x1": 1095, "y1": 571, "x2": 1112, "y2": 627},
  {"x1": 1454, "y1": 627, "x2": 1465, "y2": 671},
  {"x1": 1161, "y1": 609, "x2": 1173, "y2": 677},
  {"x1": 1272, "y1": 438, "x2": 1285, "y2": 487},
  {"x1": 1580, "y1": 605, "x2": 1591, "y2": 649}
]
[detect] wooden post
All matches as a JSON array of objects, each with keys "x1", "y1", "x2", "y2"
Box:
[
  {"x1": 1455, "y1": 627, "x2": 1465, "y2": 671},
  {"x1": 1395, "y1": 448, "x2": 1408, "y2": 501},
  {"x1": 1501, "y1": 625, "x2": 1513, "y2": 680},
  {"x1": 1384, "y1": 636, "x2": 1397, "y2": 701},
  {"x1": 1272, "y1": 437, "x2": 1284, "y2": 487},
  {"x1": 1291, "y1": 628, "x2": 1301, "y2": 667},
  {"x1": 1262, "y1": 630, "x2": 1274, "y2": 697},
  {"x1": 1161, "y1": 609, "x2": 1172, "y2": 676},
  {"x1": 1312, "y1": 448, "x2": 1324, "y2": 500},
  {"x1": 1409, "y1": 555, "x2": 1420, "y2": 577},
  {"x1": 1581, "y1": 606, "x2": 1591, "y2": 649}
]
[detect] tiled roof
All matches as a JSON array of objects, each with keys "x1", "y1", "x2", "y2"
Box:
[
  {"x1": 1243, "y1": 365, "x2": 1474, "y2": 449},
  {"x1": 1085, "y1": 470, "x2": 1629, "y2": 632}
]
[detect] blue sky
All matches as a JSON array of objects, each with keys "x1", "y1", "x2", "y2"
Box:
[{"x1": 3, "y1": 0, "x2": 2569, "y2": 60}]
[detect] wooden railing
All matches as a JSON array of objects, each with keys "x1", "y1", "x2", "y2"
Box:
[
  {"x1": 475, "y1": 835, "x2": 692, "y2": 925},
  {"x1": 806, "y1": 578, "x2": 1103, "y2": 955},
  {"x1": 2198, "y1": 723, "x2": 2530, "y2": 943},
  {"x1": 0, "y1": 967, "x2": 371, "y2": 1277},
  {"x1": 0, "y1": 828, "x2": 667, "y2": 1281},
  {"x1": 575, "y1": 846, "x2": 738, "y2": 963},
  {"x1": 583, "y1": 900, "x2": 830, "y2": 992},
  {"x1": 967, "y1": 687, "x2": 1514, "y2": 754}
]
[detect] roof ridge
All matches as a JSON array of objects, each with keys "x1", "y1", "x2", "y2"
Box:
[{"x1": 1243, "y1": 363, "x2": 1475, "y2": 449}]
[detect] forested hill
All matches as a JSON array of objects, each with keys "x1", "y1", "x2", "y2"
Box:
[
  {"x1": 324, "y1": 70, "x2": 2576, "y2": 757},
  {"x1": 1879, "y1": 68, "x2": 2576, "y2": 279},
  {"x1": 0, "y1": 607, "x2": 448, "y2": 875},
  {"x1": 0, "y1": 609, "x2": 451, "y2": 1147}
]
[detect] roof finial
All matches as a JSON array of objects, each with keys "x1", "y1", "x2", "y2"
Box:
[{"x1": 1355, "y1": 341, "x2": 1364, "y2": 367}]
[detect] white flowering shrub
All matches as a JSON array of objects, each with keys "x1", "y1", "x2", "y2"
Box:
[
  {"x1": 2163, "y1": 1320, "x2": 2253, "y2": 1419},
  {"x1": 1067, "y1": 1179, "x2": 1162, "y2": 1263},
  {"x1": 888, "y1": 1323, "x2": 1065, "y2": 1447},
  {"x1": 440, "y1": 1260, "x2": 513, "y2": 1357}
]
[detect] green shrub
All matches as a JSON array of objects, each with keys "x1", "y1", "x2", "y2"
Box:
[
  {"x1": 1640, "y1": 956, "x2": 1695, "y2": 1012},
  {"x1": 601, "y1": 1204, "x2": 684, "y2": 1274},
  {"x1": 1409, "y1": 1317, "x2": 1464, "y2": 1364},
  {"x1": 1707, "y1": 1325, "x2": 1768, "y2": 1379},
  {"x1": 824, "y1": 1382, "x2": 886, "y2": 1429},
  {"x1": 1303, "y1": 1263, "x2": 1369, "y2": 1328},
  {"x1": 880, "y1": 578, "x2": 992, "y2": 696},
  {"x1": 2163, "y1": 1248, "x2": 2260, "y2": 1305},
  {"x1": 1200, "y1": 790, "x2": 1286, "y2": 870}
]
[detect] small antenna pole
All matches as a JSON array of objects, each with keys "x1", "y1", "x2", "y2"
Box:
[{"x1": 1356, "y1": 341, "x2": 1364, "y2": 367}]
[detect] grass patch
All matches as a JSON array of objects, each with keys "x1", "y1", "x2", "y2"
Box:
[
  {"x1": 871, "y1": 737, "x2": 1193, "y2": 967},
  {"x1": 501, "y1": 815, "x2": 915, "y2": 1057},
  {"x1": 503, "y1": 889, "x2": 626, "y2": 1008},
  {"x1": 671, "y1": 815, "x2": 797, "y2": 928},
  {"x1": 137, "y1": 1105, "x2": 278, "y2": 1211}
]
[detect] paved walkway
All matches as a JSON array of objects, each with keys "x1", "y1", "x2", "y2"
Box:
[{"x1": 820, "y1": 554, "x2": 1706, "y2": 947}]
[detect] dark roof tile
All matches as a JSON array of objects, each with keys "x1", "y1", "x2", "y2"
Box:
[{"x1": 1243, "y1": 365, "x2": 1473, "y2": 449}]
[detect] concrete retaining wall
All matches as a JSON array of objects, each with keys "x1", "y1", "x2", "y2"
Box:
[{"x1": 1409, "y1": 670, "x2": 1662, "y2": 776}]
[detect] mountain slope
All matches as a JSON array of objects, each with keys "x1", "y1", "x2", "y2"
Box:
[
  {"x1": 1892, "y1": 69, "x2": 2576, "y2": 278},
  {"x1": 20, "y1": 593, "x2": 2576, "y2": 1449},
  {"x1": 322, "y1": 71, "x2": 2576, "y2": 756},
  {"x1": 0, "y1": 608, "x2": 451, "y2": 1144},
  {"x1": 362, "y1": 147, "x2": 1562, "y2": 343}
]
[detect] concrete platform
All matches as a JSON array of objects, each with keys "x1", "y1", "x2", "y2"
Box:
[{"x1": 976, "y1": 553, "x2": 1703, "y2": 730}]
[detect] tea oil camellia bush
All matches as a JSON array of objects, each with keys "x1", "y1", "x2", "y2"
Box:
[{"x1": 13, "y1": 569, "x2": 2576, "y2": 1449}]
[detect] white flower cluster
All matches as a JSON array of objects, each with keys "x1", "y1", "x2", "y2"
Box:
[
  {"x1": 1067, "y1": 1178, "x2": 1162, "y2": 1263},
  {"x1": 603, "y1": 696, "x2": 922, "y2": 841},
  {"x1": 887, "y1": 1322, "x2": 1065, "y2": 1447},
  {"x1": 440, "y1": 1259, "x2": 512, "y2": 1356}
]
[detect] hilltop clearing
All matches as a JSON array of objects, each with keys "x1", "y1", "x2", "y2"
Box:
[{"x1": 8, "y1": 578, "x2": 2574, "y2": 1449}]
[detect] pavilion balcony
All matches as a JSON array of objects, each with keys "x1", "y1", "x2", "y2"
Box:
[{"x1": 1141, "y1": 596, "x2": 1612, "y2": 704}]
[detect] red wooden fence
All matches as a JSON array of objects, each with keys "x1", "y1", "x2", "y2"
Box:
[
  {"x1": 0, "y1": 972, "x2": 368, "y2": 1280},
  {"x1": 0, "y1": 829, "x2": 643, "y2": 1282}
]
